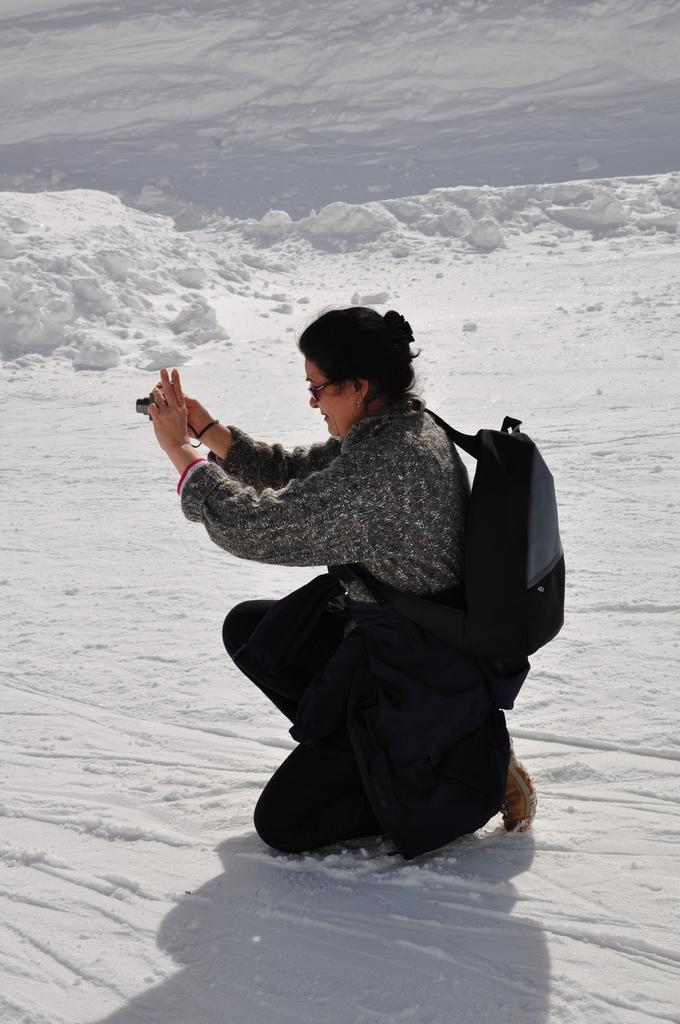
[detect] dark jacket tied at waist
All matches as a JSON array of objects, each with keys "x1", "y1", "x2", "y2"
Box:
[{"x1": 233, "y1": 573, "x2": 529, "y2": 860}]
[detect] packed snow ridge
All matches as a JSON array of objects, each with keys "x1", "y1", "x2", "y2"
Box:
[{"x1": 2, "y1": 173, "x2": 680, "y2": 370}]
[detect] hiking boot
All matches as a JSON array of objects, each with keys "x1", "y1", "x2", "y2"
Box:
[{"x1": 502, "y1": 748, "x2": 537, "y2": 832}]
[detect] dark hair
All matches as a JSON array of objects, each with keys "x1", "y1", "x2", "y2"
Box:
[{"x1": 298, "y1": 307, "x2": 420, "y2": 402}]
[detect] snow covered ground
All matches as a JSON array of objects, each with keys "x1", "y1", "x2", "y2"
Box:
[
  {"x1": 3, "y1": 178, "x2": 679, "y2": 1022},
  {"x1": 2, "y1": 0, "x2": 680, "y2": 1021}
]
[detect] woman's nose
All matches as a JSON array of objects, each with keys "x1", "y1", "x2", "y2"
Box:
[{"x1": 309, "y1": 394, "x2": 319, "y2": 408}]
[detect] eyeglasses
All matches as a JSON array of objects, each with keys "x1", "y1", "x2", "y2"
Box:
[{"x1": 307, "y1": 380, "x2": 339, "y2": 400}]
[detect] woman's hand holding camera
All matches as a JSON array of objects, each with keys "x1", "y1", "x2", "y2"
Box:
[
  {"x1": 149, "y1": 376, "x2": 215, "y2": 439},
  {"x1": 148, "y1": 368, "x2": 233, "y2": 475},
  {"x1": 149, "y1": 368, "x2": 192, "y2": 454}
]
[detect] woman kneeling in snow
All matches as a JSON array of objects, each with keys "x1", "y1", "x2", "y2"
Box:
[{"x1": 148, "y1": 306, "x2": 535, "y2": 859}]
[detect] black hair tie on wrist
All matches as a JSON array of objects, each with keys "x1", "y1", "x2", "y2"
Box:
[
  {"x1": 195, "y1": 419, "x2": 219, "y2": 439},
  {"x1": 188, "y1": 419, "x2": 219, "y2": 448}
]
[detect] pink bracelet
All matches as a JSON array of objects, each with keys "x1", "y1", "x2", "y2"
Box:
[{"x1": 177, "y1": 458, "x2": 207, "y2": 494}]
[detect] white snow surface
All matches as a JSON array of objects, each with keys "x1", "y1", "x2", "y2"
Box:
[
  {"x1": 2, "y1": 0, "x2": 680, "y2": 1020},
  {"x1": 2, "y1": 174, "x2": 680, "y2": 1022}
]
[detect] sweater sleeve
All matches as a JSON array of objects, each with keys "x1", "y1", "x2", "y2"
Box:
[
  {"x1": 179, "y1": 447, "x2": 405, "y2": 567},
  {"x1": 208, "y1": 425, "x2": 341, "y2": 492}
]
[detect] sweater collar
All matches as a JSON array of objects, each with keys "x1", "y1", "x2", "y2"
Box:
[{"x1": 340, "y1": 395, "x2": 425, "y2": 451}]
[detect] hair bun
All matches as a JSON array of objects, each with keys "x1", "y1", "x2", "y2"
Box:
[{"x1": 383, "y1": 309, "x2": 414, "y2": 345}]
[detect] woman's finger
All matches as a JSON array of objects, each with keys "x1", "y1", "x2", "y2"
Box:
[
  {"x1": 159, "y1": 367, "x2": 178, "y2": 408},
  {"x1": 171, "y1": 368, "x2": 185, "y2": 407}
]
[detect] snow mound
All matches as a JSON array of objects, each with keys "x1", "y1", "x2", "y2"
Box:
[
  {"x1": 467, "y1": 216, "x2": 505, "y2": 252},
  {"x1": 244, "y1": 210, "x2": 294, "y2": 243},
  {"x1": 437, "y1": 207, "x2": 475, "y2": 239},
  {"x1": 168, "y1": 298, "x2": 226, "y2": 347},
  {"x1": 3, "y1": 173, "x2": 680, "y2": 371},
  {"x1": 237, "y1": 201, "x2": 398, "y2": 253},
  {"x1": 219, "y1": 174, "x2": 680, "y2": 265},
  {"x1": 656, "y1": 175, "x2": 680, "y2": 209},
  {"x1": 295, "y1": 202, "x2": 399, "y2": 251},
  {"x1": 0, "y1": 191, "x2": 229, "y2": 369},
  {"x1": 546, "y1": 191, "x2": 629, "y2": 234},
  {"x1": 351, "y1": 290, "x2": 390, "y2": 306}
]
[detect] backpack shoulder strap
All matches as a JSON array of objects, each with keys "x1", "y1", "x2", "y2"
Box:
[
  {"x1": 424, "y1": 408, "x2": 481, "y2": 459},
  {"x1": 426, "y1": 409, "x2": 525, "y2": 455}
]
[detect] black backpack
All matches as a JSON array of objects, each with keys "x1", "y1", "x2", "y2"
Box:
[{"x1": 335, "y1": 411, "x2": 565, "y2": 662}]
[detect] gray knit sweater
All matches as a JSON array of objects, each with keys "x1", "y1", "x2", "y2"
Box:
[{"x1": 180, "y1": 397, "x2": 469, "y2": 603}]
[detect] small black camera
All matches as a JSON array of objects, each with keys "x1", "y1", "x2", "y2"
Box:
[{"x1": 136, "y1": 394, "x2": 156, "y2": 416}]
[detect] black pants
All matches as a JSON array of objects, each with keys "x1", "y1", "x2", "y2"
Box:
[{"x1": 222, "y1": 601, "x2": 383, "y2": 854}]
